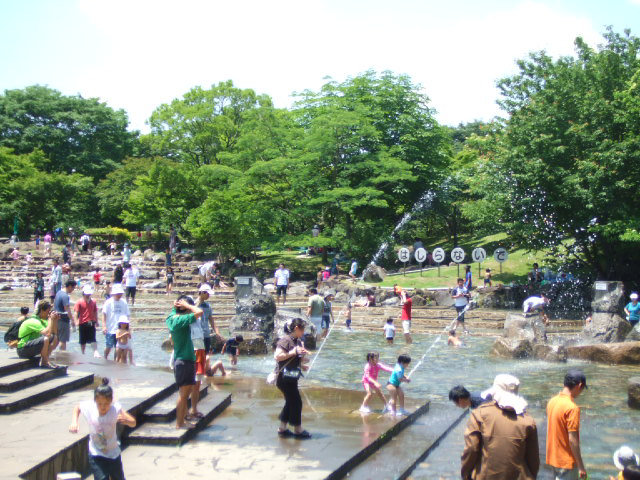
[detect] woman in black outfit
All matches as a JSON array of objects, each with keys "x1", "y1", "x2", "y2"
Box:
[
  {"x1": 273, "y1": 318, "x2": 311, "y2": 439},
  {"x1": 113, "y1": 264, "x2": 124, "y2": 284}
]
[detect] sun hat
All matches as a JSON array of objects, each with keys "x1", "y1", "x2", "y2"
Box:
[
  {"x1": 82, "y1": 285, "x2": 94, "y2": 295},
  {"x1": 117, "y1": 315, "x2": 129, "y2": 324},
  {"x1": 111, "y1": 284, "x2": 125, "y2": 295},
  {"x1": 631, "y1": 293, "x2": 639, "y2": 300},
  {"x1": 481, "y1": 374, "x2": 528, "y2": 414},
  {"x1": 614, "y1": 446, "x2": 640, "y2": 470},
  {"x1": 199, "y1": 284, "x2": 212, "y2": 293}
]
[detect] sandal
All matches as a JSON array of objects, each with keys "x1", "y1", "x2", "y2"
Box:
[
  {"x1": 278, "y1": 429, "x2": 293, "y2": 437},
  {"x1": 293, "y1": 430, "x2": 312, "y2": 439}
]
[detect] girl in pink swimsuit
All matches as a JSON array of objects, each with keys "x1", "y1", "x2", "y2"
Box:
[{"x1": 359, "y1": 352, "x2": 393, "y2": 413}]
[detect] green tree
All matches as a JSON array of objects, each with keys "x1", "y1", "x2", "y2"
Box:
[
  {"x1": 0, "y1": 85, "x2": 136, "y2": 180},
  {"x1": 472, "y1": 28, "x2": 640, "y2": 278}
]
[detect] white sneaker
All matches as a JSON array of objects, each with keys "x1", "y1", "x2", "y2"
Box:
[
  {"x1": 396, "y1": 408, "x2": 410, "y2": 416},
  {"x1": 359, "y1": 406, "x2": 371, "y2": 414}
]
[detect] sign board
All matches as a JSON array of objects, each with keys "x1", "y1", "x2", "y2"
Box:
[
  {"x1": 398, "y1": 247, "x2": 411, "y2": 263},
  {"x1": 414, "y1": 247, "x2": 427, "y2": 263},
  {"x1": 493, "y1": 248, "x2": 508, "y2": 263},
  {"x1": 595, "y1": 281, "x2": 608, "y2": 291},
  {"x1": 432, "y1": 248, "x2": 445, "y2": 264},
  {"x1": 472, "y1": 247, "x2": 487, "y2": 263},
  {"x1": 451, "y1": 247, "x2": 465, "y2": 264},
  {"x1": 237, "y1": 277, "x2": 251, "y2": 285}
]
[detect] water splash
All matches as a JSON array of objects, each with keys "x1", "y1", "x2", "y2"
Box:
[{"x1": 368, "y1": 191, "x2": 436, "y2": 267}]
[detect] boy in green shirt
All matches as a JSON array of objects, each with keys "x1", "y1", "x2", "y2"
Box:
[{"x1": 166, "y1": 295, "x2": 203, "y2": 429}]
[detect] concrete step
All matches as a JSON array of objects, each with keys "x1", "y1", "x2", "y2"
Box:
[
  {"x1": 0, "y1": 370, "x2": 94, "y2": 414},
  {"x1": 0, "y1": 364, "x2": 68, "y2": 392},
  {"x1": 142, "y1": 383, "x2": 208, "y2": 422},
  {"x1": 0, "y1": 356, "x2": 39, "y2": 377},
  {"x1": 125, "y1": 391, "x2": 231, "y2": 446}
]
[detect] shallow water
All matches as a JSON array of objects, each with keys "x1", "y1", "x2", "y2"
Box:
[{"x1": 8, "y1": 328, "x2": 639, "y2": 479}]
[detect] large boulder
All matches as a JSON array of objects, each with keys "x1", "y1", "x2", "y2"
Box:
[
  {"x1": 533, "y1": 344, "x2": 567, "y2": 362},
  {"x1": 433, "y1": 289, "x2": 454, "y2": 307},
  {"x1": 151, "y1": 255, "x2": 165, "y2": 264},
  {"x1": 141, "y1": 281, "x2": 166, "y2": 289},
  {"x1": 411, "y1": 295, "x2": 428, "y2": 307},
  {"x1": 583, "y1": 312, "x2": 632, "y2": 343},
  {"x1": 362, "y1": 264, "x2": 386, "y2": 283},
  {"x1": 490, "y1": 337, "x2": 533, "y2": 359},
  {"x1": 566, "y1": 342, "x2": 640, "y2": 365},
  {"x1": 503, "y1": 313, "x2": 547, "y2": 343},
  {"x1": 626, "y1": 324, "x2": 640, "y2": 342},
  {"x1": 133, "y1": 249, "x2": 143, "y2": 257},
  {"x1": 629, "y1": 377, "x2": 640, "y2": 410},
  {"x1": 143, "y1": 249, "x2": 155, "y2": 261},
  {"x1": 138, "y1": 269, "x2": 160, "y2": 280},
  {"x1": 0, "y1": 284, "x2": 12, "y2": 291},
  {"x1": 381, "y1": 296, "x2": 401, "y2": 306},
  {"x1": 591, "y1": 281, "x2": 625, "y2": 313},
  {"x1": 229, "y1": 294, "x2": 277, "y2": 337}
]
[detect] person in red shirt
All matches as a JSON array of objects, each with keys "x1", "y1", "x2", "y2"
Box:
[
  {"x1": 400, "y1": 292, "x2": 413, "y2": 344},
  {"x1": 93, "y1": 268, "x2": 102, "y2": 294},
  {"x1": 74, "y1": 285, "x2": 100, "y2": 357}
]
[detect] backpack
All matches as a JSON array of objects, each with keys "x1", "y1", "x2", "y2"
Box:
[{"x1": 4, "y1": 319, "x2": 26, "y2": 347}]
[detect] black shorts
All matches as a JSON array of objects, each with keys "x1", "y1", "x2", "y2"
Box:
[
  {"x1": 276, "y1": 285, "x2": 287, "y2": 295},
  {"x1": 203, "y1": 336, "x2": 212, "y2": 353},
  {"x1": 88, "y1": 454, "x2": 125, "y2": 480},
  {"x1": 17, "y1": 336, "x2": 50, "y2": 358},
  {"x1": 227, "y1": 347, "x2": 238, "y2": 356},
  {"x1": 78, "y1": 323, "x2": 97, "y2": 345},
  {"x1": 174, "y1": 359, "x2": 196, "y2": 387},
  {"x1": 126, "y1": 286, "x2": 137, "y2": 300}
]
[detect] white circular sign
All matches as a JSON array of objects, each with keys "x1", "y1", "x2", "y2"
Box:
[
  {"x1": 414, "y1": 247, "x2": 427, "y2": 263},
  {"x1": 494, "y1": 247, "x2": 509, "y2": 263},
  {"x1": 472, "y1": 247, "x2": 487, "y2": 263},
  {"x1": 432, "y1": 247, "x2": 446, "y2": 264},
  {"x1": 398, "y1": 247, "x2": 411, "y2": 263},
  {"x1": 451, "y1": 247, "x2": 465, "y2": 264}
]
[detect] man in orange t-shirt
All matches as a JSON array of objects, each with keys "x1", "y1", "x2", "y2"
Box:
[{"x1": 546, "y1": 370, "x2": 588, "y2": 480}]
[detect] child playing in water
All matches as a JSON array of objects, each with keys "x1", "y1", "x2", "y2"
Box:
[
  {"x1": 387, "y1": 354, "x2": 411, "y2": 416},
  {"x1": 104, "y1": 280, "x2": 112, "y2": 299},
  {"x1": 221, "y1": 334, "x2": 244, "y2": 366},
  {"x1": 205, "y1": 355, "x2": 227, "y2": 377},
  {"x1": 359, "y1": 352, "x2": 392, "y2": 413},
  {"x1": 166, "y1": 267, "x2": 174, "y2": 295},
  {"x1": 383, "y1": 317, "x2": 395, "y2": 344},
  {"x1": 321, "y1": 293, "x2": 334, "y2": 338},
  {"x1": 115, "y1": 317, "x2": 133, "y2": 364},
  {"x1": 69, "y1": 378, "x2": 136, "y2": 479},
  {"x1": 448, "y1": 329, "x2": 463, "y2": 347},
  {"x1": 343, "y1": 301, "x2": 353, "y2": 330},
  {"x1": 484, "y1": 268, "x2": 492, "y2": 287}
]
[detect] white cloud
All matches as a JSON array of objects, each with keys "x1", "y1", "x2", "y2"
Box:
[{"x1": 72, "y1": 0, "x2": 602, "y2": 131}]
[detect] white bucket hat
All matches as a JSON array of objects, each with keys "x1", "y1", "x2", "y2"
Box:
[
  {"x1": 631, "y1": 293, "x2": 639, "y2": 300},
  {"x1": 111, "y1": 284, "x2": 125, "y2": 295},
  {"x1": 482, "y1": 374, "x2": 528, "y2": 415},
  {"x1": 199, "y1": 284, "x2": 212, "y2": 293},
  {"x1": 118, "y1": 315, "x2": 130, "y2": 324},
  {"x1": 614, "y1": 446, "x2": 640, "y2": 470},
  {"x1": 82, "y1": 285, "x2": 94, "y2": 296}
]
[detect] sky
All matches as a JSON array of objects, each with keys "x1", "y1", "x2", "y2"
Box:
[{"x1": 1, "y1": 0, "x2": 639, "y2": 132}]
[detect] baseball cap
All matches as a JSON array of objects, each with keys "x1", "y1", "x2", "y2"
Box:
[
  {"x1": 614, "y1": 446, "x2": 640, "y2": 470},
  {"x1": 111, "y1": 284, "x2": 125, "y2": 295},
  {"x1": 82, "y1": 285, "x2": 94, "y2": 295},
  {"x1": 631, "y1": 293, "x2": 638, "y2": 300},
  {"x1": 198, "y1": 284, "x2": 212, "y2": 293},
  {"x1": 564, "y1": 369, "x2": 588, "y2": 389}
]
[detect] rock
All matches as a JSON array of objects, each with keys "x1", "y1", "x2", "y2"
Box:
[
  {"x1": 533, "y1": 344, "x2": 567, "y2": 362},
  {"x1": 591, "y1": 281, "x2": 625, "y2": 313},
  {"x1": 629, "y1": 377, "x2": 640, "y2": 409},
  {"x1": 381, "y1": 297, "x2": 400, "y2": 306},
  {"x1": 229, "y1": 294, "x2": 277, "y2": 337},
  {"x1": 433, "y1": 290, "x2": 454, "y2": 307},
  {"x1": 143, "y1": 249, "x2": 155, "y2": 261},
  {"x1": 142, "y1": 281, "x2": 166, "y2": 289},
  {"x1": 138, "y1": 269, "x2": 160, "y2": 280},
  {"x1": 236, "y1": 294, "x2": 276, "y2": 316},
  {"x1": 626, "y1": 324, "x2": 640, "y2": 342},
  {"x1": 503, "y1": 313, "x2": 547, "y2": 343},
  {"x1": 490, "y1": 337, "x2": 533, "y2": 359},
  {"x1": 175, "y1": 253, "x2": 193, "y2": 262},
  {"x1": 0, "y1": 284, "x2": 12, "y2": 291},
  {"x1": 411, "y1": 295, "x2": 428, "y2": 307},
  {"x1": 273, "y1": 309, "x2": 317, "y2": 350},
  {"x1": 151, "y1": 255, "x2": 165, "y2": 264},
  {"x1": 583, "y1": 312, "x2": 632, "y2": 343},
  {"x1": 70, "y1": 261, "x2": 94, "y2": 273},
  {"x1": 334, "y1": 291, "x2": 350, "y2": 302},
  {"x1": 566, "y1": 342, "x2": 640, "y2": 365},
  {"x1": 231, "y1": 334, "x2": 268, "y2": 355},
  {"x1": 362, "y1": 264, "x2": 386, "y2": 283},
  {"x1": 263, "y1": 284, "x2": 276, "y2": 293},
  {"x1": 93, "y1": 250, "x2": 104, "y2": 258}
]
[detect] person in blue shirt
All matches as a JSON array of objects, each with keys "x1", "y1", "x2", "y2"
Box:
[
  {"x1": 624, "y1": 293, "x2": 640, "y2": 327},
  {"x1": 464, "y1": 265, "x2": 472, "y2": 290},
  {"x1": 386, "y1": 354, "x2": 411, "y2": 417}
]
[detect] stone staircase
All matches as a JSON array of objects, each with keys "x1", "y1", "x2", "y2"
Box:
[
  {"x1": 0, "y1": 356, "x2": 94, "y2": 414},
  {"x1": 0, "y1": 248, "x2": 584, "y2": 340}
]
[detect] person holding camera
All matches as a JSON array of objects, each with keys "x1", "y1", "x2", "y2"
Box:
[{"x1": 16, "y1": 301, "x2": 59, "y2": 367}]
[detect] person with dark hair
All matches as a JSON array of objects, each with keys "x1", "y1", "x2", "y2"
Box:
[
  {"x1": 222, "y1": 334, "x2": 244, "y2": 366},
  {"x1": 449, "y1": 385, "x2": 487, "y2": 409},
  {"x1": 16, "y1": 301, "x2": 58, "y2": 366},
  {"x1": 54, "y1": 280, "x2": 77, "y2": 351},
  {"x1": 448, "y1": 330, "x2": 463, "y2": 347},
  {"x1": 75, "y1": 285, "x2": 100, "y2": 357},
  {"x1": 359, "y1": 352, "x2": 392, "y2": 413},
  {"x1": 621, "y1": 465, "x2": 640, "y2": 480},
  {"x1": 273, "y1": 318, "x2": 311, "y2": 439},
  {"x1": 19, "y1": 306, "x2": 29, "y2": 318},
  {"x1": 166, "y1": 295, "x2": 203, "y2": 429},
  {"x1": 306, "y1": 288, "x2": 324, "y2": 338},
  {"x1": 50, "y1": 258, "x2": 62, "y2": 301},
  {"x1": 400, "y1": 292, "x2": 413, "y2": 344},
  {"x1": 386, "y1": 354, "x2": 411, "y2": 416},
  {"x1": 611, "y1": 446, "x2": 640, "y2": 480},
  {"x1": 33, "y1": 272, "x2": 45, "y2": 306},
  {"x1": 102, "y1": 284, "x2": 129, "y2": 360},
  {"x1": 452, "y1": 278, "x2": 470, "y2": 334},
  {"x1": 546, "y1": 370, "x2": 588, "y2": 479},
  {"x1": 274, "y1": 263, "x2": 290, "y2": 305},
  {"x1": 69, "y1": 378, "x2": 136, "y2": 480},
  {"x1": 464, "y1": 265, "x2": 472, "y2": 290},
  {"x1": 113, "y1": 263, "x2": 124, "y2": 284}
]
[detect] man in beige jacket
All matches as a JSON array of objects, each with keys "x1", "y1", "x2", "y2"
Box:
[{"x1": 461, "y1": 374, "x2": 540, "y2": 479}]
